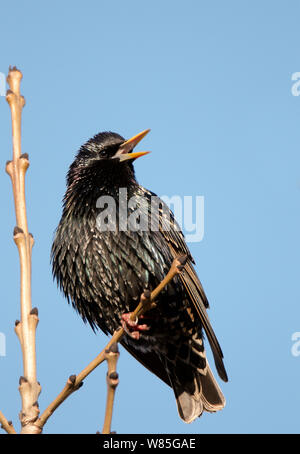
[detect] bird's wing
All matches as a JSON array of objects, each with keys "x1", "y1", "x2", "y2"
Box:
[{"x1": 143, "y1": 188, "x2": 228, "y2": 382}]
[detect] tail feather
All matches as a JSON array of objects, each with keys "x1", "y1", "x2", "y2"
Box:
[
  {"x1": 200, "y1": 361, "x2": 226, "y2": 413},
  {"x1": 165, "y1": 359, "x2": 226, "y2": 423}
]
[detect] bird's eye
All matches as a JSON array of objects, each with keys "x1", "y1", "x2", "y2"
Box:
[
  {"x1": 99, "y1": 144, "x2": 120, "y2": 159},
  {"x1": 100, "y1": 150, "x2": 110, "y2": 159}
]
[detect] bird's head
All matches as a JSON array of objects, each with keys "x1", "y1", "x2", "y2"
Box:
[{"x1": 66, "y1": 129, "x2": 150, "y2": 190}]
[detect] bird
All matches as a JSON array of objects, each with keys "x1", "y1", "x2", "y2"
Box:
[{"x1": 51, "y1": 129, "x2": 228, "y2": 423}]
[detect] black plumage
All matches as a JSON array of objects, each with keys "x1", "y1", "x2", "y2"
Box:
[{"x1": 51, "y1": 130, "x2": 228, "y2": 422}]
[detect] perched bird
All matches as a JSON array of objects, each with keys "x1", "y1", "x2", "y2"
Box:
[{"x1": 51, "y1": 129, "x2": 228, "y2": 423}]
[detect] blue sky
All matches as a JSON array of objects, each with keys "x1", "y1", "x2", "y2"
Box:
[{"x1": 0, "y1": 0, "x2": 300, "y2": 434}]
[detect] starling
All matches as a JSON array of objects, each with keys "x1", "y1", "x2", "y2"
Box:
[{"x1": 51, "y1": 129, "x2": 228, "y2": 423}]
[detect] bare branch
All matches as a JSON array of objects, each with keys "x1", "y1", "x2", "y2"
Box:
[
  {"x1": 5, "y1": 66, "x2": 41, "y2": 434},
  {"x1": 0, "y1": 410, "x2": 17, "y2": 434},
  {"x1": 102, "y1": 343, "x2": 120, "y2": 434},
  {"x1": 36, "y1": 255, "x2": 187, "y2": 431}
]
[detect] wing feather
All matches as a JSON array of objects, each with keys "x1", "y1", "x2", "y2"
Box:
[{"x1": 141, "y1": 188, "x2": 228, "y2": 382}]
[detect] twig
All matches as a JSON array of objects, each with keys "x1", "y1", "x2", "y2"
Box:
[
  {"x1": 36, "y1": 255, "x2": 187, "y2": 432},
  {"x1": 5, "y1": 67, "x2": 41, "y2": 434},
  {"x1": 102, "y1": 343, "x2": 120, "y2": 434},
  {"x1": 0, "y1": 410, "x2": 17, "y2": 434}
]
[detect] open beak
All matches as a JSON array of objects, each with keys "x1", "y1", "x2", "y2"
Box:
[{"x1": 117, "y1": 129, "x2": 151, "y2": 162}]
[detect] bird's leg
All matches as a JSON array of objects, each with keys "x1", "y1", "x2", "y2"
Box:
[{"x1": 121, "y1": 290, "x2": 154, "y2": 340}]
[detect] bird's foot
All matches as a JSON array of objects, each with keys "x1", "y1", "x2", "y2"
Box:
[{"x1": 121, "y1": 313, "x2": 150, "y2": 340}]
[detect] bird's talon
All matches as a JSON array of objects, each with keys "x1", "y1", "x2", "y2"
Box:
[
  {"x1": 121, "y1": 313, "x2": 138, "y2": 327},
  {"x1": 121, "y1": 312, "x2": 150, "y2": 339},
  {"x1": 121, "y1": 319, "x2": 130, "y2": 335}
]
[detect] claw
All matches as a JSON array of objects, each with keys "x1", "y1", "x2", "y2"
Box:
[{"x1": 121, "y1": 312, "x2": 150, "y2": 340}]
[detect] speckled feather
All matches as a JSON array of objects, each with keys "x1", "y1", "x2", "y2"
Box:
[{"x1": 51, "y1": 131, "x2": 227, "y2": 422}]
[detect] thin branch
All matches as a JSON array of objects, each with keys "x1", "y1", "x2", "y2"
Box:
[
  {"x1": 5, "y1": 66, "x2": 41, "y2": 434},
  {"x1": 36, "y1": 255, "x2": 187, "y2": 432},
  {"x1": 0, "y1": 410, "x2": 17, "y2": 434},
  {"x1": 102, "y1": 343, "x2": 120, "y2": 434}
]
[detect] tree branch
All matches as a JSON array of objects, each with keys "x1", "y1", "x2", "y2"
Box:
[
  {"x1": 102, "y1": 343, "x2": 120, "y2": 434},
  {"x1": 0, "y1": 410, "x2": 17, "y2": 434},
  {"x1": 36, "y1": 255, "x2": 187, "y2": 432},
  {"x1": 5, "y1": 66, "x2": 41, "y2": 434}
]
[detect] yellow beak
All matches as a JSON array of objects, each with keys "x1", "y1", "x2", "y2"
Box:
[{"x1": 117, "y1": 129, "x2": 151, "y2": 162}]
